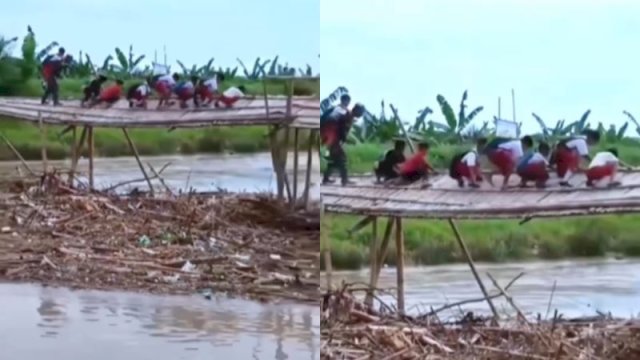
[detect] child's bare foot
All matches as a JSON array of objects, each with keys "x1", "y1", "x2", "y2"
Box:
[
  {"x1": 519, "y1": 182, "x2": 528, "y2": 188},
  {"x1": 469, "y1": 183, "x2": 480, "y2": 188},
  {"x1": 420, "y1": 182, "x2": 432, "y2": 189},
  {"x1": 608, "y1": 181, "x2": 622, "y2": 188},
  {"x1": 457, "y1": 179, "x2": 464, "y2": 188},
  {"x1": 559, "y1": 181, "x2": 572, "y2": 188}
]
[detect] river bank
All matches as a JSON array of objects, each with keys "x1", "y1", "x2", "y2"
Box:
[
  {"x1": 2, "y1": 283, "x2": 319, "y2": 360},
  {"x1": 0, "y1": 177, "x2": 320, "y2": 303},
  {"x1": 321, "y1": 283, "x2": 640, "y2": 359}
]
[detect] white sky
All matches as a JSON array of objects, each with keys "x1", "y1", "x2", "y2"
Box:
[
  {"x1": 2, "y1": 0, "x2": 319, "y2": 74},
  {"x1": 321, "y1": 0, "x2": 640, "y2": 133}
]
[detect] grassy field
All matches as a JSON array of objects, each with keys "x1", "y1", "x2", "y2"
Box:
[
  {"x1": 0, "y1": 77, "x2": 319, "y2": 160},
  {"x1": 321, "y1": 139, "x2": 640, "y2": 270}
]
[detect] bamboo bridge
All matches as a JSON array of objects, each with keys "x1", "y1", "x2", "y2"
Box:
[
  {"x1": 0, "y1": 77, "x2": 320, "y2": 209},
  {"x1": 321, "y1": 170, "x2": 640, "y2": 317}
]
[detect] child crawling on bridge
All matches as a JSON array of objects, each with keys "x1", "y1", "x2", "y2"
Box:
[
  {"x1": 550, "y1": 129, "x2": 600, "y2": 187},
  {"x1": 194, "y1": 73, "x2": 225, "y2": 107},
  {"x1": 214, "y1": 85, "x2": 247, "y2": 108},
  {"x1": 87, "y1": 79, "x2": 124, "y2": 108},
  {"x1": 153, "y1": 73, "x2": 179, "y2": 108},
  {"x1": 126, "y1": 80, "x2": 152, "y2": 109},
  {"x1": 81, "y1": 75, "x2": 108, "y2": 107},
  {"x1": 586, "y1": 148, "x2": 624, "y2": 187},
  {"x1": 449, "y1": 148, "x2": 483, "y2": 188},
  {"x1": 388, "y1": 141, "x2": 435, "y2": 186},
  {"x1": 374, "y1": 139, "x2": 406, "y2": 183},
  {"x1": 173, "y1": 76, "x2": 198, "y2": 109},
  {"x1": 479, "y1": 136, "x2": 525, "y2": 189},
  {"x1": 516, "y1": 139, "x2": 551, "y2": 189}
]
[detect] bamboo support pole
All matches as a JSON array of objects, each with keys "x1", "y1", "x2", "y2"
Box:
[
  {"x1": 371, "y1": 218, "x2": 395, "y2": 289},
  {"x1": 302, "y1": 130, "x2": 314, "y2": 209},
  {"x1": 365, "y1": 217, "x2": 379, "y2": 307},
  {"x1": 38, "y1": 111, "x2": 48, "y2": 174},
  {"x1": 67, "y1": 126, "x2": 77, "y2": 184},
  {"x1": 0, "y1": 132, "x2": 36, "y2": 176},
  {"x1": 321, "y1": 203, "x2": 332, "y2": 289},
  {"x1": 291, "y1": 128, "x2": 300, "y2": 209},
  {"x1": 395, "y1": 217, "x2": 405, "y2": 314},
  {"x1": 87, "y1": 126, "x2": 94, "y2": 190},
  {"x1": 68, "y1": 126, "x2": 88, "y2": 186},
  {"x1": 122, "y1": 128, "x2": 155, "y2": 196},
  {"x1": 348, "y1": 216, "x2": 375, "y2": 235},
  {"x1": 448, "y1": 218, "x2": 500, "y2": 320}
]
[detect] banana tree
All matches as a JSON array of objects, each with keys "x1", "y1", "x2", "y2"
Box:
[
  {"x1": 217, "y1": 66, "x2": 238, "y2": 79},
  {"x1": 623, "y1": 111, "x2": 640, "y2": 136},
  {"x1": 597, "y1": 122, "x2": 629, "y2": 142},
  {"x1": 532, "y1": 113, "x2": 574, "y2": 140},
  {"x1": 111, "y1": 45, "x2": 145, "y2": 77},
  {"x1": 298, "y1": 64, "x2": 314, "y2": 77},
  {"x1": 20, "y1": 27, "x2": 36, "y2": 80},
  {"x1": 434, "y1": 90, "x2": 484, "y2": 139},
  {"x1": 0, "y1": 36, "x2": 18, "y2": 58},
  {"x1": 321, "y1": 86, "x2": 349, "y2": 112},
  {"x1": 237, "y1": 57, "x2": 271, "y2": 79}
]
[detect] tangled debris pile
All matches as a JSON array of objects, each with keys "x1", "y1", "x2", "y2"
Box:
[
  {"x1": 321, "y1": 285, "x2": 640, "y2": 359},
  {"x1": 0, "y1": 178, "x2": 319, "y2": 303}
]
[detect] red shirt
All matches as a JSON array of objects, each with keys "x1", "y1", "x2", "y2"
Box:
[
  {"x1": 399, "y1": 149, "x2": 431, "y2": 175},
  {"x1": 100, "y1": 85, "x2": 123, "y2": 101}
]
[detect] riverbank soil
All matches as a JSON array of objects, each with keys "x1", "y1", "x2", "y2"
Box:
[
  {"x1": 0, "y1": 176, "x2": 320, "y2": 303},
  {"x1": 320, "y1": 286, "x2": 640, "y2": 359}
]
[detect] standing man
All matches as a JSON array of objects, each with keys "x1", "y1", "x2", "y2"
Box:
[
  {"x1": 41, "y1": 47, "x2": 72, "y2": 106},
  {"x1": 322, "y1": 103, "x2": 365, "y2": 186}
]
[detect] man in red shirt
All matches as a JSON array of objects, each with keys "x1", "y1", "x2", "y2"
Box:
[
  {"x1": 396, "y1": 142, "x2": 434, "y2": 184},
  {"x1": 40, "y1": 48, "x2": 72, "y2": 106},
  {"x1": 88, "y1": 79, "x2": 124, "y2": 107}
]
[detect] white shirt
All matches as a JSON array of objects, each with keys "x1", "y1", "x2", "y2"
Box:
[
  {"x1": 203, "y1": 78, "x2": 218, "y2": 91},
  {"x1": 498, "y1": 140, "x2": 524, "y2": 159},
  {"x1": 137, "y1": 83, "x2": 151, "y2": 96},
  {"x1": 158, "y1": 74, "x2": 176, "y2": 87},
  {"x1": 461, "y1": 151, "x2": 477, "y2": 166},
  {"x1": 328, "y1": 106, "x2": 348, "y2": 120},
  {"x1": 565, "y1": 136, "x2": 589, "y2": 156},
  {"x1": 589, "y1": 152, "x2": 618, "y2": 168},
  {"x1": 180, "y1": 81, "x2": 194, "y2": 90},
  {"x1": 524, "y1": 152, "x2": 549, "y2": 165},
  {"x1": 223, "y1": 87, "x2": 244, "y2": 98}
]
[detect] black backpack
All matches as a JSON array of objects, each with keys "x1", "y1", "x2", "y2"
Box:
[{"x1": 449, "y1": 151, "x2": 468, "y2": 178}]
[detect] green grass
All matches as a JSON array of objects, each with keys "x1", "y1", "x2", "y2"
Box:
[
  {"x1": 320, "y1": 139, "x2": 640, "y2": 270},
  {"x1": 322, "y1": 214, "x2": 640, "y2": 270},
  {"x1": 0, "y1": 77, "x2": 319, "y2": 160},
  {"x1": 321, "y1": 138, "x2": 640, "y2": 174}
]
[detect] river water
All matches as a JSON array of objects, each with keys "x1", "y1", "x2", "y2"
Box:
[
  {"x1": 0, "y1": 152, "x2": 321, "y2": 198},
  {"x1": 0, "y1": 284, "x2": 320, "y2": 360},
  {"x1": 324, "y1": 258, "x2": 640, "y2": 319},
  {"x1": 0, "y1": 152, "x2": 321, "y2": 359}
]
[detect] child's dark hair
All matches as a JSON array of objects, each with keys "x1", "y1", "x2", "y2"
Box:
[
  {"x1": 582, "y1": 129, "x2": 601, "y2": 143},
  {"x1": 237, "y1": 85, "x2": 247, "y2": 93},
  {"x1": 476, "y1": 137, "x2": 488, "y2": 148},
  {"x1": 172, "y1": 73, "x2": 180, "y2": 80},
  {"x1": 115, "y1": 79, "x2": 124, "y2": 85},
  {"x1": 216, "y1": 72, "x2": 226, "y2": 82},
  {"x1": 418, "y1": 141, "x2": 430, "y2": 150},
  {"x1": 340, "y1": 94, "x2": 351, "y2": 103},
  {"x1": 98, "y1": 74, "x2": 107, "y2": 82},
  {"x1": 538, "y1": 141, "x2": 550, "y2": 154},
  {"x1": 521, "y1": 135, "x2": 533, "y2": 148},
  {"x1": 607, "y1": 147, "x2": 619, "y2": 158}
]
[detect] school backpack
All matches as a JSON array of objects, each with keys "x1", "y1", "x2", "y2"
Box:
[{"x1": 320, "y1": 106, "x2": 336, "y2": 127}]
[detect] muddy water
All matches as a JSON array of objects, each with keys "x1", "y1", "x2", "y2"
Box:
[
  {"x1": 0, "y1": 284, "x2": 319, "y2": 360},
  {"x1": 0, "y1": 152, "x2": 321, "y2": 197},
  {"x1": 325, "y1": 259, "x2": 640, "y2": 319}
]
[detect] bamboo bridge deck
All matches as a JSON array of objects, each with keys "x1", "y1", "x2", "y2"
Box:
[
  {"x1": 321, "y1": 171, "x2": 640, "y2": 219},
  {"x1": 0, "y1": 96, "x2": 319, "y2": 129}
]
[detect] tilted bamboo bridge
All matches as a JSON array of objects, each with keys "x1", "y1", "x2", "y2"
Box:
[
  {"x1": 0, "y1": 77, "x2": 320, "y2": 209},
  {"x1": 321, "y1": 170, "x2": 640, "y2": 316}
]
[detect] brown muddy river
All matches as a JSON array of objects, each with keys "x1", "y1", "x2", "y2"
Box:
[
  {"x1": 324, "y1": 258, "x2": 640, "y2": 319},
  {"x1": 0, "y1": 284, "x2": 319, "y2": 360},
  {"x1": 0, "y1": 152, "x2": 321, "y2": 197}
]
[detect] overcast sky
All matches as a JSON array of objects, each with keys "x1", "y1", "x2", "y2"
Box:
[
  {"x1": 2, "y1": 0, "x2": 319, "y2": 74},
  {"x1": 321, "y1": 0, "x2": 640, "y2": 133}
]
